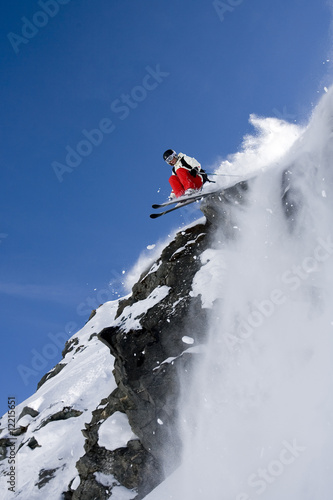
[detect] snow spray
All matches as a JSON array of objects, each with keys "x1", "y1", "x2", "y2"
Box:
[{"x1": 174, "y1": 89, "x2": 333, "y2": 500}]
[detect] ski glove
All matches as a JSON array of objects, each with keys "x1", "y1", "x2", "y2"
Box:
[{"x1": 190, "y1": 168, "x2": 197, "y2": 177}]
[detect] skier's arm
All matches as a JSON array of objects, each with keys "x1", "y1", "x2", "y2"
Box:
[{"x1": 181, "y1": 154, "x2": 202, "y2": 171}]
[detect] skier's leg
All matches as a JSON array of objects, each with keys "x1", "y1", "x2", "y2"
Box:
[
  {"x1": 176, "y1": 168, "x2": 203, "y2": 191},
  {"x1": 192, "y1": 174, "x2": 203, "y2": 190},
  {"x1": 169, "y1": 175, "x2": 185, "y2": 197}
]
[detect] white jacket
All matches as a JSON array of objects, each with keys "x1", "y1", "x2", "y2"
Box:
[{"x1": 171, "y1": 152, "x2": 202, "y2": 176}]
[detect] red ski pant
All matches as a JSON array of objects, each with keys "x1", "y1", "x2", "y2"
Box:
[{"x1": 169, "y1": 168, "x2": 203, "y2": 198}]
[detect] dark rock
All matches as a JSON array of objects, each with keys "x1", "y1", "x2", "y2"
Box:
[
  {"x1": 62, "y1": 337, "x2": 79, "y2": 358},
  {"x1": 62, "y1": 491, "x2": 74, "y2": 500},
  {"x1": 88, "y1": 183, "x2": 251, "y2": 495},
  {"x1": 0, "y1": 438, "x2": 13, "y2": 461},
  {"x1": 88, "y1": 332, "x2": 98, "y2": 341},
  {"x1": 9, "y1": 425, "x2": 28, "y2": 436},
  {"x1": 37, "y1": 363, "x2": 67, "y2": 390},
  {"x1": 71, "y1": 475, "x2": 110, "y2": 500},
  {"x1": 27, "y1": 436, "x2": 41, "y2": 450},
  {"x1": 69, "y1": 386, "x2": 164, "y2": 499},
  {"x1": 37, "y1": 406, "x2": 83, "y2": 430},
  {"x1": 200, "y1": 181, "x2": 249, "y2": 230},
  {"x1": 87, "y1": 307, "x2": 102, "y2": 322},
  {"x1": 36, "y1": 467, "x2": 62, "y2": 489},
  {"x1": 111, "y1": 439, "x2": 163, "y2": 495},
  {"x1": 97, "y1": 217, "x2": 214, "y2": 467},
  {"x1": 115, "y1": 221, "x2": 210, "y2": 317},
  {"x1": 17, "y1": 406, "x2": 39, "y2": 421},
  {"x1": 281, "y1": 167, "x2": 303, "y2": 230}
]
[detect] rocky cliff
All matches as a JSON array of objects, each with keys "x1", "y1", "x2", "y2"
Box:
[{"x1": 0, "y1": 181, "x2": 248, "y2": 500}]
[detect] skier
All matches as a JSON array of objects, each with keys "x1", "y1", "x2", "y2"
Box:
[{"x1": 163, "y1": 149, "x2": 205, "y2": 199}]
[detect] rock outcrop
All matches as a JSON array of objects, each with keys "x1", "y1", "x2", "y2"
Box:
[{"x1": 71, "y1": 182, "x2": 249, "y2": 498}]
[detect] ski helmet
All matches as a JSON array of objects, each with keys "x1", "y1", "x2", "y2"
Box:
[{"x1": 163, "y1": 149, "x2": 176, "y2": 163}]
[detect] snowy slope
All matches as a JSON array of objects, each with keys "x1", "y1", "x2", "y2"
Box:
[{"x1": 0, "y1": 300, "x2": 136, "y2": 499}]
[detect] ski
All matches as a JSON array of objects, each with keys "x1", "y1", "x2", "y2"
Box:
[
  {"x1": 150, "y1": 190, "x2": 222, "y2": 219},
  {"x1": 150, "y1": 198, "x2": 200, "y2": 219},
  {"x1": 152, "y1": 189, "x2": 220, "y2": 209}
]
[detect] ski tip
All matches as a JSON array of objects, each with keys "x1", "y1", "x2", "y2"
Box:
[
  {"x1": 152, "y1": 204, "x2": 160, "y2": 209},
  {"x1": 150, "y1": 213, "x2": 162, "y2": 219}
]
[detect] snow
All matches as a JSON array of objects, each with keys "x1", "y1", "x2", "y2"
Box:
[
  {"x1": 123, "y1": 217, "x2": 207, "y2": 292},
  {"x1": 108, "y1": 484, "x2": 137, "y2": 500},
  {"x1": 190, "y1": 248, "x2": 228, "y2": 308},
  {"x1": 142, "y1": 260, "x2": 162, "y2": 278},
  {"x1": 98, "y1": 411, "x2": 138, "y2": 450},
  {"x1": 153, "y1": 345, "x2": 205, "y2": 371},
  {"x1": 214, "y1": 113, "x2": 301, "y2": 186},
  {"x1": 145, "y1": 87, "x2": 333, "y2": 499},
  {"x1": 171, "y1": 234, "x2": 205, "y2": 259},
  {"x1": 114, "y1": 285, "x2": 170, "y2": 332},
  {"x1": 94, "y1": 472, "x2": 137, "y2": 499},
  {"x1": 181, "y1": 336, "x2": 194, "y2": 345},
  {"x1": 124, "y1": 236, "x2": 175, "y2": 291},
  {"x1": 71, "y1": 475, "x2": 80, "y2": 489},
  {"x1": 0, "y1": 299, "x2": 132, "y2": 499}
]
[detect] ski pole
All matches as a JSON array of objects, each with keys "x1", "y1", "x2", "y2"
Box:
[{"x1": 206, "y1": 172, "x2": 242, "y2": 177}]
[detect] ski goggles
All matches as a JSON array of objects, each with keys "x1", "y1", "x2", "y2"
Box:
[{"x1": 165, "y1": 153, "x2": 177, "y2": 164}]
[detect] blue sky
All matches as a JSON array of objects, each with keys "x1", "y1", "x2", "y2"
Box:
[{"x1": 0, "y1": 0, "x2": 332, "y2": 416}]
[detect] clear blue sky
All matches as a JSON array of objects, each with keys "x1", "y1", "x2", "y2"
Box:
[{"x1": 1, "y1": 0, "x2": 332, "y2": 416}]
